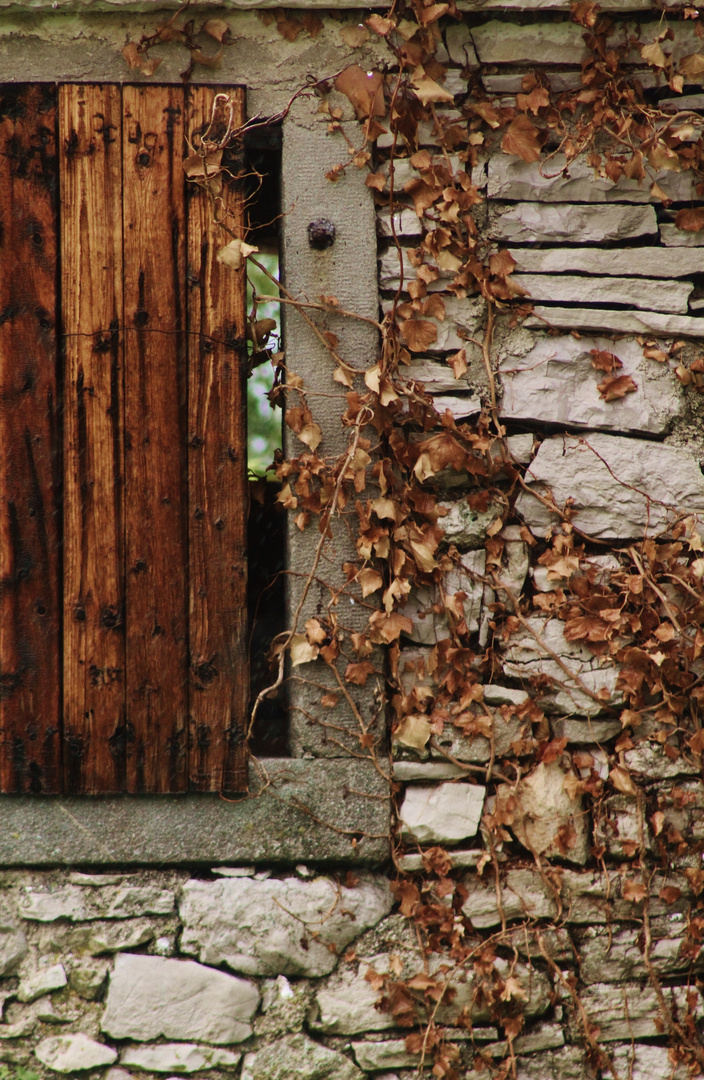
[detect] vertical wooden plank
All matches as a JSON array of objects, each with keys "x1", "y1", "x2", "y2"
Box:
[
  {"x1": 186, "y1": 87, "x2": 249, "y2": 793},
  {"x1": 0, "y1": 85, "x2": 61, "y2": 793},
  {"x1": 122, "y1": 86, "x2": 188, "y2": 793},
  {"x1": 60, "y1": 84, "x2": 126, "y2": 794}
]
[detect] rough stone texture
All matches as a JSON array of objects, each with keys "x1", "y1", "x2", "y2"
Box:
[
  {"x1": 575, "y1": 983, "x2": 702, "y2": 1040},
  {"x1": 35, "y1": 1034, "x2": 117, "y2": 1073},
  {"x1": 660, "y1": 222, "x2": 704, "y2": 246},
  {"x1": 495, "y1": 761, "x2": 588, "y2": 865},
  {"x1": 491, "y1": 203, "x2": 657, "y2": 244},
  {"x1": 499, "y1": 334, "x2": 683, "y2": 435},
  {"x1": 179, "y1": 874, "x2": 393, "y2": 977},
  {"x1": 576, "y1": 922, "x2": 698, "y2": 983},
  {"x1": 382, "y1": 297, "x2": 486, "y2": 352},
  {"x1": 241, "y1": 1033, "x2": 362, "y2": 1080},
  {"x1": 438, "y1": 498, "x2": 504, "y2": 549},
  {"x1": 516, "y1": 431, "x2": 704, "y2": 541},
  {"x1": 18, "y1": 963, "x2": 67, "y2": 1003},
  {"x1": 511, "y1": 245, "x2": 704, "y2": 278},
  {"x1": 400, "y1": 549, "x2": 485, "y2": 644},
  {"x1": 312, "y1": 953, "x2": 549, "y2": 1034},
  {"x1": 623, "y1": 740, "x2": 700, "y2": 780},
  {"x1": 0, "y1": 760, "x2": 390, "y2": 866},
  {"x1": 609, "y1": 1043, "x2": 688, "y2": 1080},
  {"x1": 514, "y1": 1048, "x2": 587, "y2": 1080},
  {"x1": 0, "y1": 925, "x2": 27, "y2": 975},
  {"x1": 513, "y1": 273, "x2": 691, "y2": 313},
  {"x1": 120, "y1": 1043, "x2": 242, "y2": 1074},
  {"x1": 472, "y1": 20, "x2": 591, "y2": 64},
  {"x1": 501, "y1": 614, "x2": 621, "y2": 716},
  {"x1": 69, "y1": 962, "x2": 109, "y2": 1001},
  {"x1": 462, "y1": 867, "x2": 692, "y2": 928},
  {"x1": 18, "y1": 885, "x2": 174, "y2": 923},
  {"x1": 62, "y1": 919, "x2": 156, "y2": 956},
  {"x1": 525, "y1": 304, "x2": 704, "y2": 338},
  {"x1": 398, "y1": 782, "x2": 485, "y2": 844},
  {"x1": 101, "y1": 954, "x2": 259, "y2": 1044},
  {"x1": 352, "y1": 1040, "x2": 421, "y2": 1070},
  {"x1": 553, "y1": 717, "x2": 621, "y2": 743},
  {"x1": 488, "y1": 153, "x2": 695, "y2": 203}
]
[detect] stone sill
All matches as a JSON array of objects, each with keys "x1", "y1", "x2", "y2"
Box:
[{"x1": 0, "y1": 758, "x2": 390, "y2": 868}]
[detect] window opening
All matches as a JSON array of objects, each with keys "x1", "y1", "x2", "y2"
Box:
[{"x1": 242, "y1": 124, "x2": 287, "y2": 756}]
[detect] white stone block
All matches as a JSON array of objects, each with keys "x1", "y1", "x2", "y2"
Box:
[
  {"x1": 101, "y1": 954, "x2": 259, "y2": 1044},
  {"x1": 524, "y1": 305, "x2": 704, "y2": 338},
  {"x1": 488, "y1": 153, "x2": 695, "y2": 203},
  {"x1": 511, "y1": 245, "x2": 704, "y2": 278},
  {"x1": 399, "y1": 781, "x2": 485, "y2": 844},
  {"x1": 491, "y1": 203, "x2": 657, "y2": 244},
  {"x1": 35, "y1": 1034, "x2": 117, "y2": 1074},
  {"x1": 515, "y1": 431, "x2": 704, "y2": 540},
  {"x1": 499, "y1": 334, "x2": 684, "y2": 435},
  {"x1": 178, "y1": 874, "x2": 393, "y2": 977},
  {"x1": 513, "y1": 273, "x2": 691, "y2": 313}
]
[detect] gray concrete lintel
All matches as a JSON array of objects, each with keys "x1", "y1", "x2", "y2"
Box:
[{"x1": 0, "y1": 758, "x2": 390, "y2": 867}]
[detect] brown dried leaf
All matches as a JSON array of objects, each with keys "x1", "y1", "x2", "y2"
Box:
[
  {"x1": 610, "y1": 765, "x2": 638, "y2": 797},
  {"x1": 341, "y1": 23, "x2": 371, "y2": 48},
  {"x1": 334, "y1": 65, "x2": 385, "y2": 120},
  {"x1": 203, "y1": 18, "x2": 230, "y2": 42},
  {"x1": 675, "y1": 207, "x2": 704, "y2": 232},
  {"x1": 345, "y1": 660, "x2": 376, "y2": 686},
  {"x1": 501, "y1": 115, "x2": 542, "y2": 164},
  {"x1": 597, "y1": 374, "x2": 638, "y2": 401},
  {"x1": 400, "y1": 319, "x2": 437, "y2": 352}
]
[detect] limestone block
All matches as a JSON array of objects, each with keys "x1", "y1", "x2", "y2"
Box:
[
  {"x1": 575, "y1": 983, "x2": 701, "y2": 1040},
  {"x1": 399, "y1": 549, "x2": 485, "y2": 644},
  {"x1": 405, "y1": 358, "x2": 474, "y2": 394},
  {"x1": 35, "y1": 1034, "x2": 117, "y2": 1074},
  {"x1": 120, "y1": 1043, "x2": 241, "y2": 1074},
  {"x1": 485, "y1": 1024, "x2": 565, "y2": 1056},
  {"x1": 624, "y1": 740, "x2": 700, "y2": 780},
  {"x1": 513, "y1": 1047, "x2": 588, "y2": 1080},
  {"x1": 432, "y1": 394, "x2": 482, "y2": 421},
  {"x1": 660, "y1": 222, "x2": 704, "y2": 246},
  {"x1": 312, "y1": 953, "x2": 548, "y2": 1034},
  {"x1": 18, "y1": 964, "x2": 67, "y2": 1004},
  {"x1": 495, "y1": 760, "x2": 588, "y2": 865},
  {"x1": 68, "y1": 962, "x2": 109, "y2": 1001},
  {"x1": 462, "y1": 867, "x2": 692, "y2": 927},
  {"x1": 513, "y1": 273, "x2": 691, "y2": 313},
  {"x1": 609, "y1": 1043, "x2": 688, "y2": 1080},
  {"x1": 377, "y1": 207, "x2": 424, "y2": 238},
  {"x1": 525, "y1": 305, "x2": 704, "y2": 338},
  {"x1": 178, "y1": 874, "x2": 393, "y2": 977},
  {"x1": 446, "y1": 22, "x2": 478, "y2": 65},
  {"x1": 499, "y1": 334, "x2": 684, "y2": 435},
  {"x1": 394, "y1": 761, "x2": 468, "y2": 781},
  {"x1": 18, "y1": 885, "x2": 174, "y2": 922},
  {"x1": 63, "y1": 919, "x2": 156, "y2": 956},
  {"x1": 439, "y1": 498, "x2": 504, "y2": 550},
  {"x1": 398, "y1": 849, "x2": 490, "y2": 872},
  {"x1": 101, "y1": 954, "x2": 259, "y2": 1044},
  {"x1": 501, "y1": 614, "x2": 622, "y2": 716},
  {"x1": 576, "y1": 921, "x2": 698, "y2": 984},
  {"x1": 241, "y1": 1033, "x2": 362, "y2": 1080},
  {"x1": 515, "y1": 432, "x2": 704, "y2": 540},
  {"x1": 352, "y1": 1040, "x2": 422, "y2": 1071},
  {"x1": 0, "y1": 926, "x2": 27, "y2": 976},
  {"x1": 382, "y1": 296, "x2": 486, "y2": 351},
  {"x1": 312, "y1": 956, "x2": 395, "y2": 1035},
  {"x1": 399, "y1": 782, "x2": 485, "y2": 844},
  {"x1": 552, "y1": 717, "x2": 621, "y2": 743},
  {"x1": 379, "y1": 154, "x2": 463, "y2": 192},
  {"x1": 379, "y1": 248, "x2": 447, "y2": 292},
  {"x1": 472, "y1": 20, "x2": 590, "y2": 64},
  {"x1": 491, "y1": 203, "x2": 657, "y2": 244},
  {"x1": 488, "y1": 153, "x2": 695, "y2": 203},
  {"x1": 511, "y1": 245, "x2": 704, "y2": 278}
]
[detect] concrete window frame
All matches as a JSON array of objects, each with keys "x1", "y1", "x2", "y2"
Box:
[{"x1": 0, "y1": 2, "x2": 390, "y2": 869}]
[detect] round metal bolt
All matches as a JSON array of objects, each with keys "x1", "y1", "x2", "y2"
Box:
[{"x1": 307, "y1": 219, "x2": 336, "y2": 250}]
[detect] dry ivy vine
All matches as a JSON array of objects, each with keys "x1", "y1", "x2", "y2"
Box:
[{"x1": 123, "y1": 3, "x2": 704, "y2": 1076}]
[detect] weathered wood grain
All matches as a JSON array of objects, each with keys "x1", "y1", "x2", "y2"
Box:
[
  {"x1": 185, "y1": 87, "x2": 249, "y2": 793},
  {"x1": 60, "y1": 84, "x2": 126, "y2": 794},
  {"x1": 122, "y1": 86, "x2": 188, "y2": 793},
  {"x1": 0, "y1": 85, "x2": 61, "y2": 793}
]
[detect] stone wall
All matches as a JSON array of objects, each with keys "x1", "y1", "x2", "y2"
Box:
[{"x1": 1, "y1": 2, "x2": 704, "y2": 1079}]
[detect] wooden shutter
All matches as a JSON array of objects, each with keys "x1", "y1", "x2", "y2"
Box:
[{"x1": 0, "y1": 83, "x2": 248, "y2": 795}]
